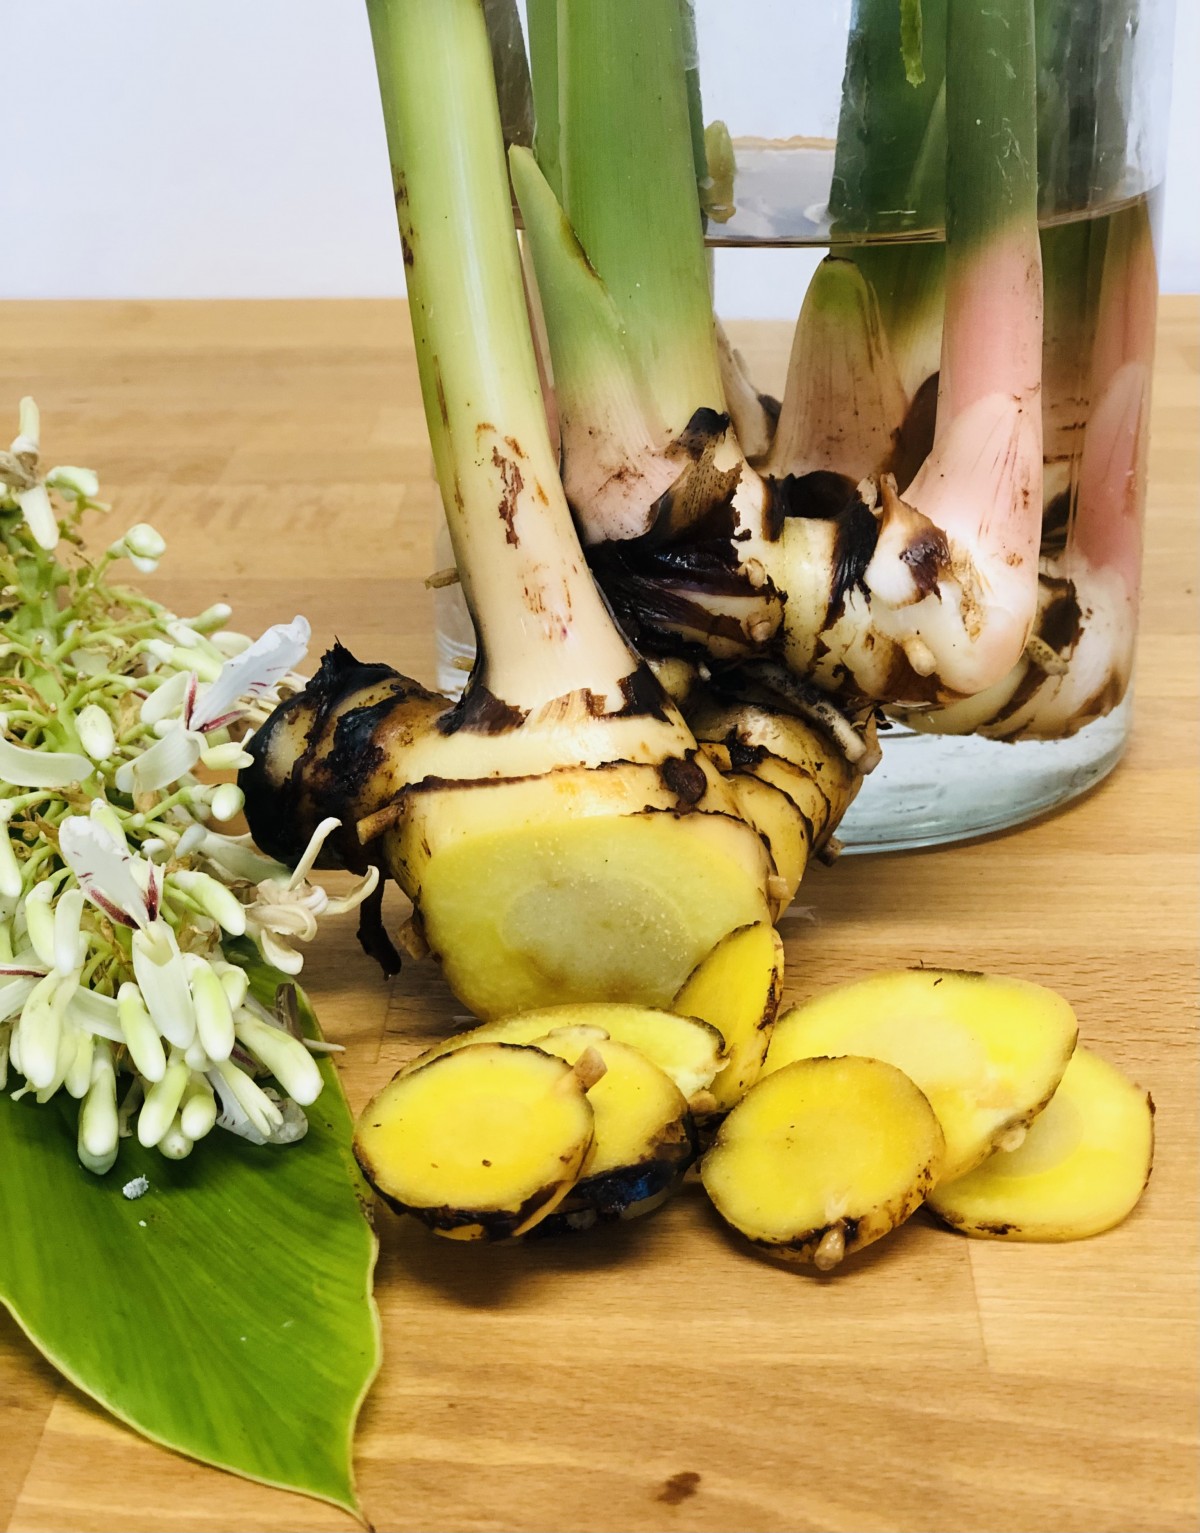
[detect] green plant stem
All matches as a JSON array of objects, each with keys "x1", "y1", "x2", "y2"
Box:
[
  {"x1": 366, "y1": 0, "x2": 635, "y2": 710},
  {"x1": 558, "y1": 0, "x2": 723, "y2": 433},
  {"x1": 936, "y1": 0, "x2": 1041, "y2": 430},
  {"x1": 527, "y1": 0, "x2": 561, "y2": 199},
  {"x1": 829, "y1": 0, "x2": 948, "y2": 235}
]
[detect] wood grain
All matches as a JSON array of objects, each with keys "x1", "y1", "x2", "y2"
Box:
[{"x1": 0, "y1": 297, "x2": 1196, "y2": 1533}]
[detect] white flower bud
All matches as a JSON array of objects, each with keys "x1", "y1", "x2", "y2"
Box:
[
  {"x1": 174, "y1": 823, "x2": 206, "y2": 858},
  {"x1": 117, "y1": 982, "x2": 166, "y2": 1083},
  {"x1": 16, "y1": 971, "x2": 72, "y2": 1091},
  {"x1": 138, "y1": 1051, "x2": 189, "y2": 1147},
  {"x1": 53, "y1": 886, "x2": 86, "y2": 975},
  {"x1": 76, "y1": 704, "x2": 116, "y2": 762},
  {"x1": 233, "y1": 1009, "x2": 323, "y2": 1107},
  {"x1": 23, "y1": 881, "x2": 57, "y2": 970},
  {"x1": 131, "y1": 922, "x2": 196, "y2": 1049},
  {"x1": 45, "y1": 465, "x2": 100, "y2": 501},
  {"x1": 209, "y1": 783, "x2": 245, "y2": 823},
  {"x1": 158, "y1": 1117, "x2": 194, "y2": 1160},
  {"x1": 64, "y1": 1029, "x2": 95, "y2": 1099},
  {"x1": 186, "y1": 603, "x2": 233, "y2": 635},
  {"x1": 184, "y1": 955, "x2": 234, "y2": 1063},
  {"x1": 0, "y1": 823, "x2": 23, "y2": 899},
  {"x1": 116, "y1": 522, "x2": 166, "y2": 574},
  {"x1": 77, "y1": 1040, "x2": 119, "y2": 1175},
  {"x1": 199, "y1": 741, "x2": 254, "y2": 773},
  {"x1": 180, "y1": 1074, "x2": 218, "y2": 1141},
  {"x1": 214, "y1": 962, "x2": 249, "y2": 1011},
  {"x1": 16, "y1": 396, "x2": 40, "y2": 449},
  {"x1": 170, "y1": 870, "x2": 246, "y2": 936}
]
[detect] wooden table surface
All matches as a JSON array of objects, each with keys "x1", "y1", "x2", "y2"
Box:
[{"x1": 0, "y1": 298, "x2": 1196, "y2": 1533}]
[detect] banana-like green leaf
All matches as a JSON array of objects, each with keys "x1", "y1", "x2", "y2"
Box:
[{"x1": 0, "y1": 947, "x2": 380, "y2": 1519}]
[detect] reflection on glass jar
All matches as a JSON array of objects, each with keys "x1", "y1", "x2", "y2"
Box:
[{"x1": 436, "y1": 0, "x2": 1173, "y2": 850}]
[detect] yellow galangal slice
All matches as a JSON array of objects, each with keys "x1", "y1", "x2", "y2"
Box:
[
  {"x1": 674, "y1": 922, "x2": 784, "y2": 1113},
  {"x1": 354, "y1": 1042, "x2": 594, "y2": 1240},
  {"x1": 763, "y1": 968, "x2": 1078, "y2": 1179},
  {"x1": 928, "y1": 1046, "x2": 1154, "y2": 1240},
  {"x1": 402, "y1": 1003, "x2": 726, "y2": 1108},
  {"x1": 702, "y1": 1055, "x2": 944, "y2": 1270},
  {"x1": 531, "y1": 1026, "x2": 695, "y2": 1227}
]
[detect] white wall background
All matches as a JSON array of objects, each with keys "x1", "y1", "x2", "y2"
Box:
[{"x1": 1, "y1": 0, "x2": 1196, "y2": 317}]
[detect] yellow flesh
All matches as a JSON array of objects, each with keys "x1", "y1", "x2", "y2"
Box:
[
  {"x1": 723, "y1": 773, "x2": 809, "y2": 911},
  {"x1": 531, "y1": 1027, "x2": 690, "y2": 1181},
  {"x1": 928, "y1": 1046, "x2": 1154, "y2": 1240},
  {"x1": 674, "y1": 922, "x2": 784, "y2": 1112},
  {"x1": 763, "y1": 969, "x2": 1078, "y2": 1179},
  {"x1": 702, "y1": 1056, "x2": 944, "y2": 1261},
  {"x1": 398, "y1": 1004, "x2": 724, "y2": 1106},
  {"x1": 354, "y1": 1043, "x2": 593, "y2": 1235},
  {"x1": 417, "y1": 811, "x2": 770, "y2": 1018}
]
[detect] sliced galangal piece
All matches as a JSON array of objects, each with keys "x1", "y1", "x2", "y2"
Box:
[
  {"x1": 354, "y1": 1042, "x2": 595, "y2": 1240},
  {"x1": 763, "y1": 968, "x2": 1078, "y2": 1179},
  {"x1": 928, "y1": 1046, "x2": 1154, "y2": 1241},
  {"x1": 701, "y1": 1055, "x2": 944, "y2": 1270}
]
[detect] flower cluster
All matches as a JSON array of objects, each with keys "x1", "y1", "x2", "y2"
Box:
[{"x1": 1, "y1": 400, "x2": 373, "y2": 1172}]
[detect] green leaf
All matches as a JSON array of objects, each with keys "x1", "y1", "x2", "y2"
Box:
[{"x1": 0, "y1": 948, "x2": 380, "y2": 1519}]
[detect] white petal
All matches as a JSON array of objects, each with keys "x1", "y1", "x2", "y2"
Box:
[
  {"x1": 0, "y1": 734, "x2": 92, "y2": 789},
  {"x1": 198, "y1": 741, "x2": 254, "y2": 772},
  {"x1": 0, "y1": 973, "x2": 39, "y2": 1023},
  {"x1": 199, "y1": 831, "x2": 287, "y2": 884},
  {"x1": 139, "y1": 668, "x2": 195, "y2": 727},
  {"x1": 114, "y1": 725, "x2": 202, "y2": 796},
  {"x1": 211, "y1": 1059, "x2": 285, "y2": 1141},
  {"x1": 58, "y1": 816, "x2": 150, "y2": 929},
  {"x1": 251, "y1": 925, "x2": 305, "y2": 975},
  {"x1": 131, "y1": 922, "x2": 196, "y2": 1048},
  {"x1": 286, "y1": 816, "x2": 342, "y2": 891},
  {"x1": 189, "y1": 616, "x2": 311, "y2": 732},
  {"x1": 262, "y1": 1088, "x2": 310, "y2": 1144},
  {"x1": 322, "y1": 864, "x2": 381, "y2": 916},
  {"x1": 16, "y1": 484, "x2": 59, "y2": 550}
]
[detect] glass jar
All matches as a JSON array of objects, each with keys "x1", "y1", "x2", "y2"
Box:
[{"x1": 440, "y1": 0, "x2": 1176, "y2": 851}]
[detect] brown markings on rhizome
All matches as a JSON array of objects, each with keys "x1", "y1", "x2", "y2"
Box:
[{"x1": 493, "y1": 445, "x2": 524, "y2": 546}]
